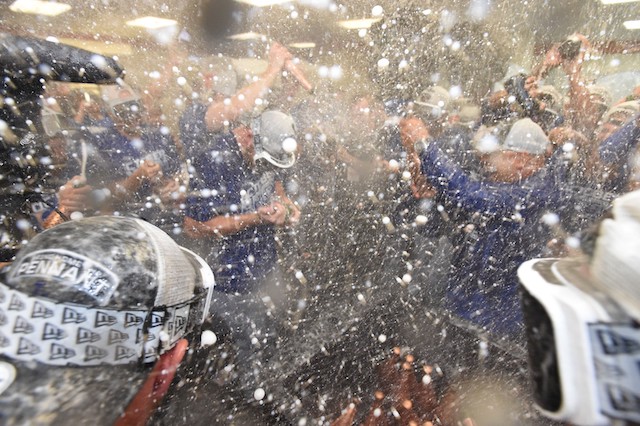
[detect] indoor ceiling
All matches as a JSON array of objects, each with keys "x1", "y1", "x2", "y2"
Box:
[{"x1": 1, "y1": 0, "x2": 639, "y2": 60}]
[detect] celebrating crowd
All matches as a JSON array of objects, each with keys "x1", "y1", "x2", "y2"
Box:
[{"x1": 0, "y1": 29, "x2": 639, "y2": 425}]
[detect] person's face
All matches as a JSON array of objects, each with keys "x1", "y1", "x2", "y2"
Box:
[
  {"x1": 352, "y1": 97, "x2": 386, "y2": 133},
  {"x1": 232, "y1": 125, "x2": 255, "y2": 165},
  {"x1": 112, "y1": 100, "x2": 145, "y2": 135},
  {"x1": 485, "y1": 150, "x2": 546, "y2": 182}
]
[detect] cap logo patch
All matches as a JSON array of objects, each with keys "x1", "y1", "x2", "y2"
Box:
[
  {"x1": 85, "y1": 345, "x2": 108, "y2": 361},
  {"x1": 43, "y1": 323, "x2": 67, "y2": 341},
  {"x1": 115, "y1": 345, "x2": 137, "y2": 361},
  {"x1": 8, "y1": 295, "x2": 25, "y2": 311},
  {"x1": 32, "y1": 302, "x2": 54, "y2": 319},
  {"x1": 13, "y1": 316, "x2": 33, "y2": 334},
  {"x1": 62, "y1": 307, "x2": 87, "y2": 324},
  {"x1": 49, "y1": 343, "x2": 75, "y2": 360},
  {"x1": 77, "y1": 327, "x2": 101, "y2": 344},
  {"x1": 9, "y1": 250, "x2": 119, "y2": 305},
  {"x1": 108, "y1": 329, "x2": 129, "y2": 344},
  {"x1": 95, "y1": 311, "x2": 117, "y2": 327},
  {"x1": 124, "y1": 313, "x2": 143, "y2": 328},
  {"x1": 17, "y1": 337, "x2": 40, "y2": 355}
]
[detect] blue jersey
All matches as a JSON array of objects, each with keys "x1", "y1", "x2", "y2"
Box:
[{"x1": 181, "y1": 102, "x2": 280, "y2": 294}]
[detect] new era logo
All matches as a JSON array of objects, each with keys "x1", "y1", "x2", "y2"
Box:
[
  {"x1": 95, "y1": 311, "x2": 117, "y2": 328},
  {"x1": 8, "y1": 294, "x2": 25, "y2": 311},
  {"x1": 136, "y1": 329, "x2": 156, "y2": 344},
  {"x1": 124, "y1": 313, "x2": 143, "y2": 328},
  {"x1": 13, "y1": 316, "x2": 34, "y2": 334},
  {"x1": 108, "y1": 329, "x2": 129, "y2": 344},
  {"x1": 50, "y1": 343, "x2": 76, "y2": 360},
  {"x1": 77, "y1": 327, "x2": 101, "y2": 344},
  {"x1": 62, "y1": 307, "x2": 87, "y2": 324},
  {"x1": 150, "y1": 313, "x2": 163, "y2": 328},
  {"x1": 85, "y1": 345, "x2": 108, "y2": 362},
  {"x1": 0, "y1": 333, "x2": 9, "y2": 348},
  {"x1": 32, "y1": 302, "x2": 54, "y2": 319},
  {"x1": 43, "y1": 323, "x2": 67, "y2": 341},
  {"x1": 115, "y1": 345, "x2": 137, "y2": 361},
  {"x1": 17, "y1": 337, "x2": 40, "y2": 355}
]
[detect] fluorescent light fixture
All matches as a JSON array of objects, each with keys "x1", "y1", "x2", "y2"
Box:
[
  {"x1": 9, "y1": 0, "x2": 71, "y2": 16},
  {"x1": 289, "y1": 42, "x2": 316, "y2": 49},
  {"x1": 126, "y1": 16, "x2": 178, "y2": 29},
  {"x1": 624, "y1": 19, "x2": 640, "y2": 29},
  {"x1": 234, "y1": 0, "x2": 290, "y2": 6},
  {"x1": 228, "y1": 31, "x2": 267, "y2": 41},
  {"x1": 601, "y1": 0, "x2": 640, "y2": 4},
  {"x1": 337, "y1": 18, "x2": 382, "y2": 30}
]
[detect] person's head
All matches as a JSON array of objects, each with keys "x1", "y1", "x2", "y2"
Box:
[
  {"x1": 410, "y1": 86, "x2": 452, "y2": 136},
  {"x1": 474, "y1": 118, "x2": 550, "y2": 182},
  {"x1": 0, "y1": 216, "x2": 214, "y2": 424},
  {"x1": 595, "y1": 100, "x2": 640, "y2": 144},
  {"x1": 101, "y1": 83, "x2": 145, "y2": 136}
]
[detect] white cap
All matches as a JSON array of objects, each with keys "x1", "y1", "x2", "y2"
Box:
[{"x1": 503, "y1": 118, "x2": 549, "y2": 155}]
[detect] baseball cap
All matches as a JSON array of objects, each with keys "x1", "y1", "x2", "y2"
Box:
[
  {"x1": 412, "y1": 86, "x2": 450, "y2": 120},
  {"x1": 100, "y1": 83, "x2": 140, "y2": 110},
  {"x1": 502, "y1": 118, "x2": 549, "y2": 155},
  {"x1": 0, "y1": 216, "x2": 214, "y2": 424},
  {"x1": 252, "y1": 110, "x2": 298, "y2": 169},
  {"x1": 601, "y1": 100, "x2": 640, "y2": 125}
]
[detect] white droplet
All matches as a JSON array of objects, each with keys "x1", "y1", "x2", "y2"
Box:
[
  {"x1": 318, "y1": 66, "x2": 329, "y2": 78},
  {"x1": 449, "y1": 85, "x2": 462, "y2": 99},
  {"x1": 562, "y1": 142, "x2": 575, "y2": 153},
  {"x1": 177, "y1": 76, "x2": 187, "y2": 86},
  {"x1": 373, "y1": 408, "x2": 382, "y2": 417},
  {"x1": 69, "y1": 211, "x2": 84, "y2": 220},
  {"x1": 542, "y1": 212, "x2": 560, "y2": 226},
  {"x1": 15, "y1": 219, "x2": 31, "y2": 231},
  {"x1": 371, "y1": 5, "x2": 384, "y2": 16},
  {"x1": 422, "y1": 374, "x2": 432, "y2": 385},
  {"x1": 378, "y1": 334, "x2": 387, "y2": 343},
  {"x1": 402, "y1": 274, "x2": 412, "y2": 283},
  {"x1": 377, "y1": 58, "x2": 390, "y2": 69},
  {"x1": 254, "y1": 388, "x2": 266, "y2": 400},
  {"x1": 283, "y1": 137, "x2": 297, "y2": 153},
  {"x1": 247, "y1": 254, "x2": 255, "y2": 264},
  {"x1": 201, "y1": 330, "x2": 217, "y2": 347},
  {"x1": 358, "y1": 28, "x2": 367, "y2": 38},
  {"x1": 402, "y1": 170, "x2": 412, "y2": 181}
]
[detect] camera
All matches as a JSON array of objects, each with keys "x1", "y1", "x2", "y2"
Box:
[{"x1": 518, "y1": 191, "x2": 640, "y2": 426}]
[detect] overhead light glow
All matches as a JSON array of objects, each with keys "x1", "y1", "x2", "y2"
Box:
[
  {"x1": 337, "y1": 18, "x2": 383, "y2": 30},
  {"x1": 126, "y1": 16, "x2": 178, "y2": 29},
  {"x1": 234, "y1": 0, "x2": 290, "y2": 6},
  {"x1": 624, "y1": 19, "x2": 640, "y2": 29},
  {"x1": 9, "y1": 0, "x2": 71, "y2": 16},
  {"x1": 601, "y1": 0, "x2": 640, "y2": 4},
  {"x1": 289, "y1": 42, "x2": 316, "y2": 49},
  {"x1": 228, "y1": 31, "x2": 267, "y2": 41}
]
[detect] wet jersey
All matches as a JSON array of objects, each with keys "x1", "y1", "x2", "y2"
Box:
[{"x1": 181, "y1": 103, "x2": 280, "y2": 294}]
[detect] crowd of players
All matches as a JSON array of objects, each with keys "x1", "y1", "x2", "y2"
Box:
[{"x1": 1, "y1": 32, "x2": 640, "y2": 424}]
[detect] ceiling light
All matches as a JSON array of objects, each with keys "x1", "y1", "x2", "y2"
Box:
[
  {"x1": 289, "y1": 42, "x2": 316, "y2": 49},
  {"x1": 337, "y1": 18, "x2": 382, "y2": 30},
  {"x1": 624, "y1": 19, "x2": 640, "y2": 29},
  {"x1": 126, "y1": 16, "x2": 178, "y2": 29},
  {"x1": 228, "y1": 31, "x2": 267, "y2": 41},
  {"x1": 234, "y1": 0, "x2": 290, "y2": 6},
  {"x1": 9, "y1": 0, "x2": 71, "y2": 16},
  {"x1": 601, "y1": 0, "x2": 640, "y2": 4}
]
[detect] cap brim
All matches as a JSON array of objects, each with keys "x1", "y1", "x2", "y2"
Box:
[{"x1": 0, "y1": 357, "x2": 149, "y2": 424}]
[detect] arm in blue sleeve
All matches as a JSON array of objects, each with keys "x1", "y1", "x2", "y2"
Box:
[
  {"x1": 419, "y1": 141, "x2": 524, "y2": 216},
  {"x1": 598, "y1": 114, "x2": 640, "y2": 166}
]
